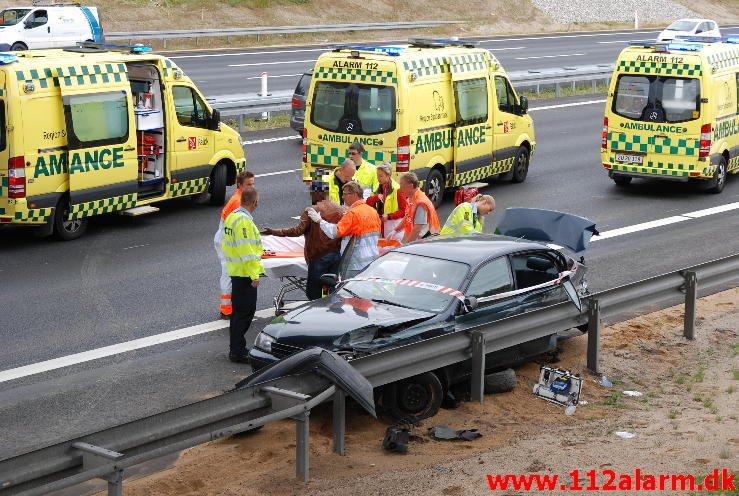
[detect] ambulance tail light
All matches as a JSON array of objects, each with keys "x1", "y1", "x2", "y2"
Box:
[
  {"x1": 397, "y1": 135, "x2": 411, "y2": 172},
  {"x1": 8, "y1": 156, "x2": 26, "y2": 199},
  {"x1": 699, "y1": 123, "x2": 711, "y2": 157},
  {"x1": 601, "y1": 117, "x2": 608, "y2": 149},
  {"x1": 302, "y1": 128, "x2": 308, "y2": 162}
]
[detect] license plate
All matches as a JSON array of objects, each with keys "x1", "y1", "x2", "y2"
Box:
[{"x1": 614, "y1": 153, "x2": 643, "y2": 164}]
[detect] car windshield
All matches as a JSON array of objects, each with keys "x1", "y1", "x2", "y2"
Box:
[
  {"x1": 0, "y1": 9, "x2": 30, "y2": 26},
  {"x1": 612, "y1": 74, "x2": 700, "y2": 123},
  {"x1": 340, "y1": 252, "x2": 469, "y2": 313},
  {"x1": 666, "y1": 20, "x2": 698, "y2": 31},
  {"x1": 311, "y1": 81, "x2": 396, "y2": 135}
]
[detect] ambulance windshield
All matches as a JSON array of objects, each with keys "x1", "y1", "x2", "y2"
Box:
[
  {"x1": 612, "y1": 74, "x2": 700, "y2": 123},
  {"x1": 311, "y1": 81, "x2": 396, "y2": 135},
  {"x1": 0, "y1": 9, "x2": 31, "y2": 26}
]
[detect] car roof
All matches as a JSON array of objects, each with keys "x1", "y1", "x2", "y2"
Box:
[
  {"x1": 394, "y1": 234, "x2": 550, "y2": 266},
  {"x1": 669, "y1": 18, "x2": 714, "y2": 24}
]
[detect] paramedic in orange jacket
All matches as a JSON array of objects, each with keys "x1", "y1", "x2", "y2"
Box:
[
  {"x1": 214, "y1": 170, "x2": 255, "y2": 318},
  {"x1": 394, "y1": 172, "x2": 440, "y2": 243}
]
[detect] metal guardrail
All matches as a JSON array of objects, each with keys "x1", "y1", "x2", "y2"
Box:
[
  {"x1": 212, "y1": 64, "x2": 615, "y2": 131},
  {"x1": 106, "y1": 21, "x2": 462, "y2": 47},
  {"x1": 1, "y1": 253, "x2": 737, "y2": 495}
]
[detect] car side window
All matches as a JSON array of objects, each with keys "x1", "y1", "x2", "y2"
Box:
[
  {"x1": 495, "y1": 75, "x2": 518, "y2": 114},
  {"x1": 172, "y1": 85, "x2": 209, "y2": 128},
  {"x1": 466, "y1": 257, "x2": 514, "y2": 305},
  {"x1": 28, "y1": 9, "x2": 47, "y2": 28},
  {"x1": 510, "y1": 253, "x2": 560, "y2": 289}
]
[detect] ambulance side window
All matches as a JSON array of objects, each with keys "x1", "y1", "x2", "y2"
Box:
[
  {"x1": 494, "y1": 76, "x2": 517, "y2": 114},
  {"x1": 0, "y1": 102, "x2": 5, "y2": 152},
  {"x1": 63, "y1": 91, "x2": 129, "y2": 149},
  {"x1": 453, "y1": 78, "x2": 488, "y2": 126},
  {"x1": 172, "y1": 86, "x2": 209, "y2": 129}
]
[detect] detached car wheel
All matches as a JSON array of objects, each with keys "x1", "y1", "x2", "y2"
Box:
[
  {"x1": 385, "y1": 372, "x2": 443, "y2": 422},
  {"x1": 484, "y1": 368, "x2": 517, "y2": 394}
]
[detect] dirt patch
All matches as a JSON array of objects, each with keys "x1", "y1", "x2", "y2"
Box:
[{"x1": 110, "y1": 288, "x2": 738, "y2": 496}]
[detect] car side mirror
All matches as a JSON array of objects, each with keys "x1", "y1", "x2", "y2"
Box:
[
  {"x1": 320, "y1": 273, "x2": 338, "y2": 287},
  {"x1": 519, "y1": 95, "x2": 529, "y2": 115},
  {"x1": 463, "y1": 296, "x2": 478, "y2": 312},
  {"x1": 209, "y1": 108, "x2": 221, "y2": 130},
  {"x1": 23, "y1": 20, "x2": 32, "y2": 29}
]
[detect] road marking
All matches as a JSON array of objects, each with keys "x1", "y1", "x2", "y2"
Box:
[
  {"x1": 246, "y1": 73, "x2": 305, "y2": 79},
  {"x1": 477, "y1": 30, "x2": 661, "y2": 43},
  {"x1": 488, "y1": 46, "x2": 526, "y2": 51},
  {"x1": 170, "y1": 48, "x2": 327, "y2": 59},
  {"x1": 254, "y1": 168, "x2": 301, "y2": 178},
  {"x1": 243, "y1": 135, "x2": 301, "y2": 145},
  {"x1": 227, "y1": 59, "x2": 317, "y2": 67},
  {"x1": 597, "y1": 39, "x2": 650, "y2": 44},
  {"x1": 515, "y1": 53, "x2": 585, "y2": 60},
  {"x1": 682, "y1": 201, "x2": 739, "y2": 219},
  {"x1": 529, "y1": 99, "x2": 605, "y2": 111}
]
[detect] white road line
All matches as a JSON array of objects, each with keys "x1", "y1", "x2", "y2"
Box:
[
  {"x1": 254, "y1": 168, "x2": 301, "y2": 178},
  {"x1": 488, "y1": 46, "x2": 526, "y2": 51},
  {"x1": 682, "y1": 202, "x2": 739, "y2": 218},
  {"x1": 529, "y1": 99, "x2": 605, "y2": 111},
  {"x1": 243, "y1": 135, "x2": 301, "y2": 145},
  {"x1": 515, "y1": 53, "x2": 585, "y2": 60},
  {"x1": 477, "y1": 30, "x2": 661, "y2": 43},
  {"x1": 591, "y1": 216, "x2": 688, "y2": 241},
  {"x1": 246, "y1": 73, "x2": 304, "y2": 79},
  {"x1": 170, "y1": 48, "x2": 327, "y2": 59},
  {"x1": 227, "y1": 59, "x2": 317, "y2": 68}
]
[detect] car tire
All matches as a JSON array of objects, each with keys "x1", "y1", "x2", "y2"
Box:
[
  {"x1": 53, "y1": 199, "x2": 88, "y2": 241},
  {"x1": 385, "y1": 372, "x2": 443, "y2": 422},
  {"x1": 424, "y1": 169, "x2": 445, "y2": 209},
  {"x1": 10, "y1": 42, "x2": 27, "y2": 51},
  {"x1": 208, "y1": 163, "x2": 227, "y2": 206},
  {"x1": 707, "y1": 157, "x2": 727, "y2": 194},
  {"x1": 612, "y1": 174, "x2": 632, "y2": 186},
  {"x1": 483, "y1": 368, "x2": 517, "y2": 394},
  {"x1": 510, "y1": 146, "x2": 530, "y2": 183}
]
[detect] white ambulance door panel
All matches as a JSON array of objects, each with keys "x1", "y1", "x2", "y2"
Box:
[
  {"x1": 168, "y1": 84, "x2": 215, "y2": 190},
  {"x1": 451, "y1": 76, "x2": 494, "y2": 186},
  {"x1": 22, "y1": 9, "x2": 51, "y2": 49},
  {"x1": 492, "y1": 75, "x2": 521, "y2": 166}
]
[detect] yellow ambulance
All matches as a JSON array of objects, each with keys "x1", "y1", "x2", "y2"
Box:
[
  {"x1": 0, "y1": 43, "x2": 246, "y2": 240},
  {"x1": 602, "y1": 37, "x2": 739, "y2": 193},
  {"x1": 301, "y1": 38, "x2": 535, "y2": 207}
]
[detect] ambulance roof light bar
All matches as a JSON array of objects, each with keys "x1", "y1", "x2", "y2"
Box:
[
  {"x1": 627, "y1": 40, "x2": 702, "y2": 53},
  {"x1": 329, "y1": 44, "x2": 405, "y2": 56},
  {"x1": 408, "y1": 37, "x2": 479, "y2": 48},
  {"x1": 0, "y1": 53, "x2": 18, "y2": 65},
  {"x1": 76, "y1": 42, "x2": 152, "y2": 54}
]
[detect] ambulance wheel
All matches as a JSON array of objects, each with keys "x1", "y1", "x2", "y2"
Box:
[
  {"x1": 511, "y1": 146, "x2": 529, "y2": 183},
  {"x1": 707, "y1": 157, "x2": 727, "y2": 194},
  {"x1": 209, "y1": 163, "x2": 227, "y2": 206},
  {"x1": 424, "y1": 169, "x2": 445, "y2": 209},
  {"x1": 10, "y1": 42, "x2": 27, "y2": 51},
  {"x1": 53, "y1": 201, "x2": 88, "y2": 241},
  {"x1": 612, "y1": 174, "x2": 632, "y2": 186},
  {"x1": 385, "y1": 372, "x2": 443, "y2": 422}
]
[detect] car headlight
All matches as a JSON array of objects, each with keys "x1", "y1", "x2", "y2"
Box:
[{"x1": 254, "y1": 332, "x2": 275, "y2": 353}]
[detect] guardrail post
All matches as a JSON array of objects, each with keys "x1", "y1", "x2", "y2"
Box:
[
  {"x1": 586, "y1": 299, "x2": 601, "y2": 374},
  {"x1": 332, "y1": 390, "x2": 346, "y2": 455},
  {"x1": 72, "y1": 442, "x2": 125, "y2": 496},
  {"x1": 295, "y1": 411, "x2": 310, "y2": 482},
  {"x1": 683, "y1": 271, "x2": 698, "y2": 340},
  {"x1": 592, "y1": 79, "x2": 596, "y2": 93},
  {"x1": 470, "y1": 331, "x2": 486, "y2": 403},
  {"x1": 238, "y1": 114, "x2": 245, "y2": 133},
  {"x1": 555, "y1": 82, "x2": 561, "y2": 98},
  {"x1": 163, "y1": 39, "x2": 167, "y2": 49}
]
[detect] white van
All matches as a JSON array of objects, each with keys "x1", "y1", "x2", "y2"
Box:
[{"x1": 0, "y1": 2, "x2": 102, "y2": 51}]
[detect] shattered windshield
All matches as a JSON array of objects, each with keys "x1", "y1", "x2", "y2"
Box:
[
  {"x1": 612, "y1": 74, "x2": 700, "y2": 123},
  {"x1": 340, "y1": 252, "x2": 469, "y2": 313}
]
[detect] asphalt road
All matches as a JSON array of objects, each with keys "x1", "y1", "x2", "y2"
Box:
[
  {"x1": 2, "y1": 95, "x2": 739, "y2": 459},
  {"x1": 163, "y1": 26, "x2": 739, "y2": 96}
]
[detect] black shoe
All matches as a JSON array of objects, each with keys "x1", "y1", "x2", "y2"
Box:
[
  {"x1": 229, "y1": 353, "x2": 250, "y2": 364},
  {"x1": 220, "y1": 313, "x2": 231, "y2": 320}
]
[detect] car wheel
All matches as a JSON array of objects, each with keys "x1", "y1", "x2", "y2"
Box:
[
  {"x1": 510, "y1": 146, "x2": 530, "y2": 183},
  {"x1": 483, "y1": 368, "x2": 517, "y2": 394},
  {"x1": 424, "y1": 169, "x2": 445, "y2": 209},
  {"x1": 707, "y1": 157, "x2": 727, "y2": 194},
  {"x1": 208, "y1": 163, "x2": 227, "y2": 206},
  {"x1": 612, "y1": 174, "x2": 632, "y2": 186},
  {"x1": 53, "y1": 199, "x2": 88, "y2": 241},
  {"x1": 10, "y1": 42, "x2": 27, "y2": 51},
  {"x1": 385, "y1": 372, "x2": 443, "y2": 422}
]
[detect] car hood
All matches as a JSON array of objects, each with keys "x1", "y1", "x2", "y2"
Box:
[{"x1": 263, "y1": 294, "x2": 436, "y2": 349}]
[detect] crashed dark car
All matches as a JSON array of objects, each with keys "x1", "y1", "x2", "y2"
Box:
[{"x1": 249, "y1": 209, "x2": 596, "y2": 420}]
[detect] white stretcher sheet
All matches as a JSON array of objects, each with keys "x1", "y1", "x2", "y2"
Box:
[{"x1": 261, "y1": 235, "x2": 308, "y2": 278}]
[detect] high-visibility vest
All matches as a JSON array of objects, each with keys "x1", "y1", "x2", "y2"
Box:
[
  {"x1": 336, "y1": 200, "x2": 381, "y2": 271},
  {"x1": 383, "y1": 179, "x2": 400, "y2": 214},
  {"x1": 222, "y1": 207, "x2": 264, "y2": 279},
  {"x1": 440, "y1": 202, "x2": 482, "y2": 235},
  {"x1": 354, "y1": 159, "x2": 379, "y2": 192},
  {"x1": 325, "y1": 173, "x2": 342, "y2": 204},
  {"x1": 403, "y1": 189, "x2": 440, "y2": 238},
  {"x1": 220, "y1": 188, "x2": 242, "y2": 220}
]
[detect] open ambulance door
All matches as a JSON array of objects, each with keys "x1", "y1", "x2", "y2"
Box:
[
  {"x1": 60, "y1": 63, "x2": 138, "y2": 220},
  {"x1": 449, "y1": 55, "x2": 494, "y2": 187}
]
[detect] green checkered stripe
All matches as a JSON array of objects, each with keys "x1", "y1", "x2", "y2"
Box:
[
  {"x1": 69, "y1": 193, "x2": 136, "y2": 220},
  {"x1": 449, "y1": 53, "x2": 488, "y2": 74},
  {"x1": 15, "y1": 63, "x2": 128, "y2": 89},
  {"x1": 13, "y1": 207, "x2": 53, "y2": 224},
  {"x1": 162, "y1": 58, "x2": 182, "y2": 79},
  {"x1": 608, "y1": 132, "x2": 698, "y2": 156},
  {"x1": 314, "y1": 66, "x2": 397, "y2": 84},
  {"x1": 236, "y1": 158, "x2": 247, "y2": 173},
  {"x1": 306, "y1": 144, "x2": 395, "y2": 167},
  {"x1": 454, "y1": 157, "x2": 514, "y2": 186},
  {"x1": 402, "y1": 56, "x2": 448, "y2": 77},
  {"x1": 169, "y1": 177, "x2": 208, "y2": 198},
  {"x1": 609, "y1": 157, "x2": 697, "y2": 177},
  {"x1": 728, "y1": 156, "x2": 739, "y2": 173},
  {"x1": 707, "y1": 48, "x2": 739, "y2": 71},
  {"x1": 617, "y1": 60, "x2": 702, "y2": 76},
  {"x1": 0, "y1": 175, "x2": 7, "y2": 200}
]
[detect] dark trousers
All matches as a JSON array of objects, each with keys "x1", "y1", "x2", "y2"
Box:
[
  {"x1": 229, "y1": 276, "x2": 258, "y2": 356},
  {"x1": 306, "y1": 251, "x2": 340, "y2": 300}
]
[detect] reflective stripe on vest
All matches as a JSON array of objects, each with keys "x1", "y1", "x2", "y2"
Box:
[
  {"x1": 440, "y1": 202, "x2": 482, "y2": 235},
  {"x1": 222, "y1": 210, "x2": 264, "y2": 279}
]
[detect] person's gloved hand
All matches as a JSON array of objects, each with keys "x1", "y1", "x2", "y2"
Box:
[{"x1": 306, "y1": 208, "x2": 322, "y2": 223}]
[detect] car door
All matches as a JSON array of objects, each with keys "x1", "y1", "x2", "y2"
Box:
[
  {"x1": 168, "y1": 84, "x2": 215, "y2": 188},
  {"x1": 22, "y1": 9, "x2": 51, "y2": 49},
  {"x1": 492, "y1": 75, "x2": 522, "y2": 166},
  {"x1": 455, "y1": 256, "x2": 519, "y2": 330},
  {"x1": 451, "y1": 73, "x2": 493, "y2": 186}
]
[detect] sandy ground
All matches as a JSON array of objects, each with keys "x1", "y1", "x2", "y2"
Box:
[{"x1": 107, "y1": 287, "x2": 739, "y2": 496}]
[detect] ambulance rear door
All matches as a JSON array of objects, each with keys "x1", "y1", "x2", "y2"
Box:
[
  {"x1": 449, "y1": 54, "x2": 494, "y2": 187},
  {"x1": 59, "y1": 63, "x2": 138, "y2": 219},
  {"x1": 0, "y1": 70, "x2": 8, "y2": 220}
]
